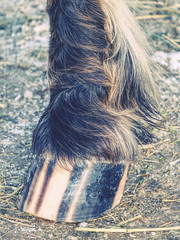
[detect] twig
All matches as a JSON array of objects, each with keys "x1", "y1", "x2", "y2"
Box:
[
  {"x1": 25, "y1": 233, "x2": 45, "y2": 240},
  {"x1": 144, "y1": 150, "x2": 159, "y2": 158},
  {"x1": 0, "y1": 207, "x2": 19, "y2": 212},
  {"x1": 142, "y1": 159, "x2": 159, "y2": 163},
  {"x1": 118, "y1": 215, "x2": 142, "y2": 226},
  {"x1": 163, "y1": 199, "x2": 180, "y2": 203},
  {"x1": 160, "y1": 221, "x2": 175, "y2": 227},
  {"x1": 136, "y1": 15, "x2": 169, "y2": 20},
  {"x1": 0, "y1": 185, "x2": 23, "y2": 199},
  {"x1": 76, "y1": 226, "x2": 180, "y2": 233},
  {"x1": 139, "y1": 139, "x2": 170, "y2": 150},
  {"x1": 0, "y1": 213, "x2": 29, "y2": 222},
  {"x1": 163, "y1": 35, "x2": 180, "y2": 49},
  {"x1": 0, "y1": 228, "x2": 18, "y2": 239},
  {"x1": 170, "y1": 138, "x2": 180, "y2": 144},
  {"x1": 129, "y1": 1, "x2": 164, "y2": 6},
  {"x1": 0, "y1": 214, "x2": 32, "y2": 227}
]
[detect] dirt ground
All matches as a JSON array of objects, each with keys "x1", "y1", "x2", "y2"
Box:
[{"x1": 0, "y1": 0, "x2": 179, "y2": 239}]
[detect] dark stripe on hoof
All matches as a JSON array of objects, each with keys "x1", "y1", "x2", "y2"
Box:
[{"x1": 35, "y1": 159, "x2": 56, "y2": 213}]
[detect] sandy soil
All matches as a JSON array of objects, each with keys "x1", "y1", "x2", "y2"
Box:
[{"x1": 0, "y1": 0, "x2": 179, "y2": 239}]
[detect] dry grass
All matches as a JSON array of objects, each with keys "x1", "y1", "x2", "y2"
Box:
[{"x1": 0, "y1": 0, "x2": 179, "y2": 239}]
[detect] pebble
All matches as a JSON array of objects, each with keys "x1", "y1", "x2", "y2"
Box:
[
  {"x1": 79, "y1": 222, "x2": 88, "y2": 227},
  {"x1": 15, "y1": 94, "x2": 21, "y2": 101},
  {"x1": 169, "y1": 52, "x2": 180, "y2": 71},
  {"x1": 24, "y1": 90, "x2": 33, "y2": 99},
  {"x1": 152, "y1": 51, "x2": 168, "y2": 66}
]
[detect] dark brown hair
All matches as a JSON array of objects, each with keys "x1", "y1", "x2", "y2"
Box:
[{"x1": 33, "y1": 0, "x2": 161, "y2": 166}]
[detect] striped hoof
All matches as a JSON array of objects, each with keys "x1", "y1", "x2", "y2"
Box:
[{"x1": 18, "y1": 157, "x2": 129, "y2": 222}]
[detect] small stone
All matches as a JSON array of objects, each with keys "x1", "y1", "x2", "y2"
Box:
[
  {"x1": 79, "y1": 222, "x2": 88, "y2": 227},
  {"x1": 0, "y1": 103, "x2": 6, "y2": 109},
  {"x1": 68, "y1": 237, "x2": 78, "y2": 240},
  {"x1": 169, "y1": 52, "x2": 180, "y2": 71},
  {"x1": 152, "y1": 51, "x2": 168, "y2": 66},
  {"x1": 170, "y1": 159, "x2": 180, "y2": 167},
  {"x1": 15, "y1": 94, "x2": 21, "y2": 101},
  {"x1": 24, "y1": 90, "x2": 33, "y2": 99}
]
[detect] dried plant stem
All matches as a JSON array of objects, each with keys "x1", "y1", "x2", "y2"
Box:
[
  {"x1": 130, "y1": 1, "x2": 164, "y2": 6},
  {"x1": 0, "y1": 228, "x2": 18, "y2": 239},
  {"x1": 76, "y1": 226, "x2": 180, "y2": 233},
  {"x1": 118, "y1": 215, "x2": 142, "y2": 225},
  {"x1": 139, "y1": 139, "x2": 170, "y2": 150},
  {"x1": 0, "y1": 214, "x2": 32, "y2": 227},
  {"x1": 0, "y1": 185, "x2": 23, "y2": 199},
  {"x1": 163, "y1": 35, "x2": 180, "y2": 49},
  {"x1": 25, "y1": 233, "x2": 45, "y2": 239},
  {"x1": 163, "y1": 199, "x2": 180, "y2": 202},
  {"x1": 0, "y1": 213, "x2": 29, "y2": 222},
  {"x1": 136, "y1": 15, "x2": 168, "y2": 20}
]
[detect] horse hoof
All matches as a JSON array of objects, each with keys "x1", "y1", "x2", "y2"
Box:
[{"x1": 18, "y1": 156, "x2": 129, "y2": 222}]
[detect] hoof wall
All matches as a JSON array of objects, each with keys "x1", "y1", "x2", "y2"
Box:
[{"x1": 18, "y1": 157, "x2": 129, "y2": 222}]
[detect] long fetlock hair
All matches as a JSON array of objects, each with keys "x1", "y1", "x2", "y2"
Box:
[{"x1": 33, "y1": 0, "x2": 161, "y2": 166}]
